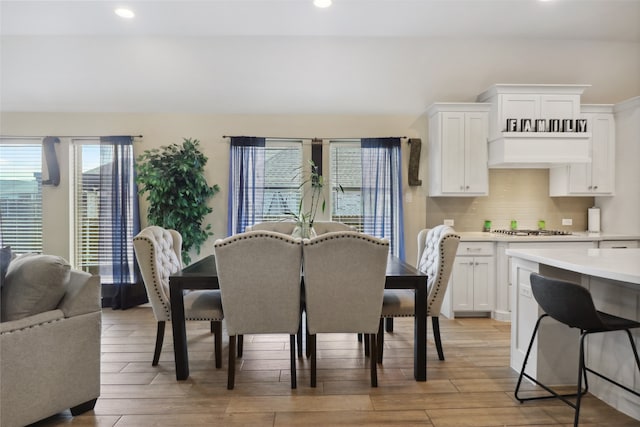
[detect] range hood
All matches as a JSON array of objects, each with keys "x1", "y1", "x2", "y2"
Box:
[
  {"x1": 487, "y1": 131, "x2": 591, "y2": 169},
  {"x1": 477, "y1": 84, "x2": 592, "y2": 169}
]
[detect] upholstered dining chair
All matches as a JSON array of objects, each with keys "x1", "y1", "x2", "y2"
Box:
[
  {"x1": 245, "y1": 220, "x2": 296, "y2": 234},
  {"x1": 133, "y1": 226, "x2": 224, "y2": 367},
  {"x1": 377, "y1": 225, "x2": 460, "y2": 363},
  {"x1": 214, "y1": 230, "x2": 303, "y2": 389},
  {"x1": 303, "y1": 231, "x2": 389, "y2": 387}
]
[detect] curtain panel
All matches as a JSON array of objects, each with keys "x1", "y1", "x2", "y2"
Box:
[
  {"x1": 99, "y1": 136, "x2": 144, "y2": 309},
  {"x1": 228, "y1": 137, "x2": 266, "y2": 235},
  {"x1": 361, "y1": 137, "x2": 405, "y2": 261}
]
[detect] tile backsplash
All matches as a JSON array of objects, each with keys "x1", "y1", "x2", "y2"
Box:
[{"x1": 426, "y1": 169, "x2": 594, "y2": 232}]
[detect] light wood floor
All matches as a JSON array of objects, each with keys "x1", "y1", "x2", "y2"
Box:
[{"x1": 32, "y1": 305, "x2": 639, "y2": 427}]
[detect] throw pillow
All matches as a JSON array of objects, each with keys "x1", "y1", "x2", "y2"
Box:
[
  {"x1": 1, "y1": 253, "x2": 71, "y2": 322},
  {"x1": 0, "y1": 246, "x2": 12, "y2": 288}
]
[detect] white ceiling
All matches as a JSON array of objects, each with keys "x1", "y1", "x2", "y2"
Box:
[{"x1": 1, "y1": 0, "x2": 639, "y2": 114}]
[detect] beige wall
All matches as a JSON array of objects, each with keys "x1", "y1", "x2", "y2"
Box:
[{"x1": 1, "y1": 112, "x2": 428, "y2": 263}]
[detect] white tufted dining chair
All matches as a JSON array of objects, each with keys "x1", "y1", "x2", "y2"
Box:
[
  {"x1": 133, "y1": 226, "x2": 224, "y2": 367},
  {"x1": 377, "y1": 225, "x2": 460, "y2": 363},
  {"x1": 214, "y1": 230, "x2": 303, "y2": 389},
  {"x1": 303, "y1": 231, "x2": 389, "y2": 387}
]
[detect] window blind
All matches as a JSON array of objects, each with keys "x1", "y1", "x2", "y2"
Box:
[
  {"x1": 262, "y1": 141, "x2": 303, "y2": 222},
  {"x1": 0, "y1": 141, "x2": 43, "y2": 254},
  {"x1": 330, "y1": 142, "x2": 364, "y2": 231}
]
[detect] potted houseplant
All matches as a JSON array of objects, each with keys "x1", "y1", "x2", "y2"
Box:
[
  {"x1": 136, "y1": 138, "x2": 220, "y2": 264},
  {"x1": 289, "y1": 160, "x2": 342, "y2": 238}
]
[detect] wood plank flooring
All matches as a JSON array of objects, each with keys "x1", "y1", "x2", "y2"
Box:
[{"x1": 31, "y1": 305, "x2": 640, "y2": 426}]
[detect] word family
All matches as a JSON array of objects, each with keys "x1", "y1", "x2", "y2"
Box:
[{"x1": 505, "y1": 118, "x2": 588, "y2": 133}]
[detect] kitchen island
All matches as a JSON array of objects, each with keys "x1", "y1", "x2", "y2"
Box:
[{"x1": 506, "y1": 247, "x2": 640, "y2": 420}]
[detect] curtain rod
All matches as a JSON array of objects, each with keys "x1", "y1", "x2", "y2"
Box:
[
  {"x1": 223, "y1": 135, "x2": 408, "y2": 141},
  {"x1": 1, "y1": 135, "x2": 143, "y2": 139}
]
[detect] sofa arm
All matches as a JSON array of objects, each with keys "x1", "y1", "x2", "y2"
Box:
[
  {"x1": 58, "y1": 271, "x2": 101, "y2": 318},
  {"x1": 0, "y1": 310, "x2": 64, "y2": 334}
]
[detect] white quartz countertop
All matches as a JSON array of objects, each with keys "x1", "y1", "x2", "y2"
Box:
[
  {"x1": 505, "y1": 247, "x2": 640, "y2": 284},
  {"x1": 457, "y1": 231, "x2": 640, "y2": 242}
]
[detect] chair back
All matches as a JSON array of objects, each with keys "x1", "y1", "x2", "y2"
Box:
[
  {"x1": 245, "y1": 221, "x2": 296, "y2": 235},
  {"x1": 530, "y1": 273, "x2": 605, "y2": 331},
  {"x1": 416, "y1": 225, "x2": 460, "y2": 316},
  {"x1": 303, "y1": 231, "x2": 389, "y2": 334},
  {"x1": 133, "y1": 226, "x2": 183, "y2": 321},
  {"x1": 214, "y1": 230, "x2": 303, "y2": 336},
  {"x1": 312, "y1": 221, "x2": 356, "y2": 235}
]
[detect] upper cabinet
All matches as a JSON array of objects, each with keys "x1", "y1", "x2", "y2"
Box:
[
  {"x1": 476, "y1": 84, "x2": 591, "y2": 168},
  {"x1": 427, "y1": 103, "x2": 490, "y2": 197},
  {"x1": 549, "y1": 105, "x2": 615, "y2": 196}
]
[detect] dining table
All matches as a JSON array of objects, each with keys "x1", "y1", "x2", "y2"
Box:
[{"x1": 169, "y1": 254, "x2": 429, "y2": 381}]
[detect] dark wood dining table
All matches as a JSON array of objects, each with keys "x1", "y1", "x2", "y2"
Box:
[{"x1": 169, "y1": 254, "x2": 428, "y2": 381}]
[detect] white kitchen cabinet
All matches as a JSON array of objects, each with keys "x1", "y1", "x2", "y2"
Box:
[
  {"x1": 449, "y1": 242, "x2": 495, "y2": 315},
  {"x1": 549, "y1": 105, "x2": 615, "y2": 196},
  {"x1": 427, "y1": 103, "x2": 490, "y2": 197}
]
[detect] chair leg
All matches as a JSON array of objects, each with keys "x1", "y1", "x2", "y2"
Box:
[
  {"x1": 152, "y1": 321, "x2": 165, "y2": 366},
  {"x1": 228, "y1": 335, "x2": 236, "y2": 390},
  {"x1": 357, "y1": 333, "x2": 363, "y2": 342},
  {"x1": 306, "y1": 322, "x2": 311, "y2": 358},
  {"x1": 310, "y1": 334, "x2": 317, "y2": 387},
  {"x1": 70, "y1": 398, "x2": 97, "y2": 416},
  {"x1": 297, "y1": 314, "x2": 303, "y2": 358},
  {"x1": 210, "y1": 321, "x2": 215, "y2": 333},
  {"x1": 289, "y1": 335, "x2": 297, "y2": 389},
  {"x1": 237, "y1": 334, "x2": 243, "y2": 358},
  {"x1": 364, "y1": 333, "x2": 370, "y2": 357},
  {"x1": 515, "y1": 314, "x2": 585, "y2": 407},
  {"x1": 432, "y1": 316, "x2": 445, "y2": 361},
  {"x1": 574, "y1": 333, "x2": 589, "y2": 427},
  {"x1": 377, "y1": 319, "x2": 385, "y2": 364},
  {"x1": 626, "y1": 329, "x2": 640, "y2": 373},
  {"x1": 385, "y1": 317, "x2": 394, "y2": 333},
  {"x1": 370, "y1": 333, "x2": 378, "y2": 387},
  {"x1": 213, "y1": 321, "x2": 222, "y2": 369}
]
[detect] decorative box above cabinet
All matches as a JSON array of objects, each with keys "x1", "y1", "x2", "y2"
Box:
[
  {"x1": 549, "y1": 104, "x2": 615, "y2": 196},
  {"x1": 476, "y1": 84, "x2": 592, "y2": 168},
  {"x1": 427, "y1": 103, "x2": 490, "y2": 197}
]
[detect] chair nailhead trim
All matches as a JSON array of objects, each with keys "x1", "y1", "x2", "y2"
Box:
[
  {"x1": 303, "y1": 232, "x2": 388, "y2": 246},
  {"x1": 215, "y1": 231, "x2": 302, "y2": 247}
]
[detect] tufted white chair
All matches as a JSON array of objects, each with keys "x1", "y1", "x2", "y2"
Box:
[
  {"x1": 377, "y1": 225, "x2": 460, "y2": 362},
  {"x1": 133, "y1": 226, "x2": 224, "y2": 367},
  {"x1": 245, "y1": 220, "x2": 297, "y2": 234},
  {"x1": 302, "y1": 231, "x2": 389, "y2": 387},
  {"x1": 214, "y1": 230, "x2": 303, "y2": 390}
]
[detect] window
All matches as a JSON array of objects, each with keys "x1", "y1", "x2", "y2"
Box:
[
  {"x1": 263, "y1": 141, "x2": 303, "y2": 221},
  {"x1": 330, "y1": 141, "x2": 363, "y2": 231},
  {"x1": 0, "y1": 140, "x2": 43, "y2": 254},
  {"x1": 73, "y1": 138, "x2": 139, "y2": 287}
]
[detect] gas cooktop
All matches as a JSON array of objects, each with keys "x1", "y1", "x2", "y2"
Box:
[{"x1": 492, "y1": 229, "x2": 572, "y2": 236}]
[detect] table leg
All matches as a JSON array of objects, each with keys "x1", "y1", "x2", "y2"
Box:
[
  {"x1": 414, "y1": 278, "x2": 427, "y2": 381},
  {"x1": 169, "y1": 280, "x2": 189, "y2": 380}
]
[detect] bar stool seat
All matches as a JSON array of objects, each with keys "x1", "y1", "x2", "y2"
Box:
[{"x1": 515, "y1": 273, "x2": 640, "y2": 427}]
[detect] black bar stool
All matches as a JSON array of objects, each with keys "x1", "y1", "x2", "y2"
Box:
[{"x1": 515, "y1": 273, "x2": 640, "y2": 426}]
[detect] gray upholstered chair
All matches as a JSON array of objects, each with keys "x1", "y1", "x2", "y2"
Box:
[
  {"x1": 302, "y1": 231, "x2": 389, "y2": 387},
  {"x1": 214, "y1": 230, "x2": 303, "y2": 389},
  {"x1": 311, "y1": 221, "x2": 356, "y2": 234},
  {"x1": 377, "y1": 225, "x2": 460, "y2": 362},
  {"x1": 133, "y1": 226, "x2": 224, "y2": 367},
  {"x1": 245, "y1": 220, "x2": 297, "y2": 234}
]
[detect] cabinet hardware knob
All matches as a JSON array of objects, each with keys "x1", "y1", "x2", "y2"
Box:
[{"x1": 593, "y1": 185, "x2": 598, "y2": 189}]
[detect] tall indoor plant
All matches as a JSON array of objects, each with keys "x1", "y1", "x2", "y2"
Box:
[{"x1": 136, "y1": 138, "x2": 219, "y2": 264}]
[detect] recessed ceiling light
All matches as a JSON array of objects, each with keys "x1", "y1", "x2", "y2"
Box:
[
  {"x1": 314, "y1": 0, "x2": 332, "y2": 8},
  {"x1": 115, "y1": 8, "x2": 135, "y2": 19}
]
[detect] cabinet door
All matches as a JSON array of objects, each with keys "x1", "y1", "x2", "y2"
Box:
[
  {"x1": 472, "y1": 257, "x2": 495, "y2": 311},
  {"x1": 441, "y1": 112, "x2": 466, "y2": 193},
  {"x1": 567, "y1": 113, "x2": 614, "y2": 195},
  {"x1": 451, "y1": 258, "x2": 474, "y2": 311},
  {"x1": 501, "y1": 94, "x2": 539, "y2": 126},
  {"x1": 465, "y1": 112, "x2": 489, "y2": 194},
  {"x1": 540, "y1": 95, "x2": 581, "y2": 120}
]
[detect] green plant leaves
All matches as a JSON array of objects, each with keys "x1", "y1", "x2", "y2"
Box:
[{"x1": 136, "y1": 138, "x2": 219, "y2": 265}]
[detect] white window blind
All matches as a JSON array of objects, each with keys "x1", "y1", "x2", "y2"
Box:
[
  {"x1": 330, "y1": 141, "x2": 364, "y2": 231},
  {"x1": 0, "y1": 141, "x2": 43, "y2": 254},
  {"x1": 261, "y1": 140, "x2": 303, "y2": 222}
]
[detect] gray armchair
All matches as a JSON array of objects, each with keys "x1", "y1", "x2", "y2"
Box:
[
  {"x1": 214, "y1": 230, "x2": 303, "y2": 389},
  {"x1": 378, "y1": 225, "x2": 460, "y2": 362},
  {"x1": 133, "y1": 226, "x2": 224, "y2": 367},
  {"x1": 302, "y1": 231, "x2": 389, "y2": 387}
]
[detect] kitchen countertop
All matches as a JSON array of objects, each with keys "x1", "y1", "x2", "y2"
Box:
[
  {"x1": 505, "y1": 247, "x2": 640, "y2": 285},
  {"x1": 455, "y1": 231, "x2": 640, "y2": 242}
]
